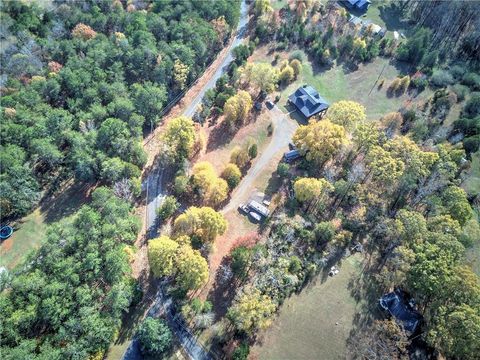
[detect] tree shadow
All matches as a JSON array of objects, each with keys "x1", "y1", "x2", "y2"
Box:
[
  {"x1": 206, "y1": 120, "x2": 237, "y2": 152},
  {"x1": 284, "y1": 103, "x2": 308, "y2": 125},
  {"x1": 206, "y1": 257, "x2": 239, "y2": 321},
  {"x1": 115, "y1": 272, "x2": 159, "y2": 345},
  {"x1": 40, "y1": 181, "x2": 92, "y2": 224}
]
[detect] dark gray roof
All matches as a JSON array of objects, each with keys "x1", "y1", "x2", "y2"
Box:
[
  {"x1": 288, "y1": 85, "x2": 329, "y2": 118},
  {"x1": 380, "y1": 290, "x2": 422, "y2": 333}
]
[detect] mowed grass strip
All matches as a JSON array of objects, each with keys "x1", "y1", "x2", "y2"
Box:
[
  {"x1": 252, "y1": 254, "x2": 363, "y2": 360},
  {"x1": 0, "y1": 209, "x2": 47, "y2": 270}
]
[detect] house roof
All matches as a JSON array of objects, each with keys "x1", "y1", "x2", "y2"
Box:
[
  {"x1": 288, "y1": 85, "x2": 329, "y2": 118},
  {"x1": 380, "y1": 290, "x2": 422, "y2": 333},
  {"x1": 344, "y1": 0, "x2": 371, "y2": 10}
]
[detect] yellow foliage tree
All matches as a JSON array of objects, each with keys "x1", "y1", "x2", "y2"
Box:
[
  {"x1": 365, "y1": 145, "x2": 405, "y2": 186},
  {"x1": 294, "y1": 177, "x2": 333, "y2": 203},
  {"x1": 254, "y1": 0, "x2": 273, "y2": 16},
  {"x1": 192, "y1": 161, "x2": 228, "y2": 206},
  {"x1": 230, "y1": 146, "x2": 251, "y2": 169},
  {"x1": 173, "y1": 59, "x2": 189, "y2": 90},
  {"x1": 221, "y1": 163, "x2": 242, "y2": 189},
  {"x1": 148, "y1": 236, "x2": 179, "y2": 278},
  {"x1": 227, "y1": 287, "x2": 276, "y2": 334},
  {"x1": 176, "y1": 245, "x2": 209, "y2": 291},
  {"x1": 161, "y1": 116, "x2": 196, "y2": 162},
  {"x1": 293, "y1": 119, "x2": 348, "y2": 165},
  {"x1": 241, "y1": 62, "x2": 279, "y2": 93},
  {"x1": 289, "y1": 59, "x2": 302, "y2": 78},
  {"x1": 174, "y1": 206, "x2": 227, "y2": 244},
  {"x1": 327, "y1": 100, "x2": 366, "y2": 130},
  {"x1": 279, "y1": 64, "x2": 295, "y2": 83},
  {"x1": 224, "y1": 90, "x2": 253, "y2": 126}
]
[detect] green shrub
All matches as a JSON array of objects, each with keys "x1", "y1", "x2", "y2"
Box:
[
  {"x1": 452, "y1": 84, "x2": 469, "y2": 102},
  {"x1": 157, "y1": 195, "x2": 179, "y2": 221},
  {"x1": 450, "y1": 65, "x2": 466, "y2": 80},
  {"x1": 430, "y1": 69, "x2": 454, "y2": 87},
  {"x1": 463, "y1": 93, "x2": 480, "y2": 118},
  {"x1": 277, "y1": 162, "x2": 290, "y2": 177},
  {"x1": 137, "y1": 318, "x2": 172, "y2": 357},
  {"x1": 462, "y1": 72, "x2": 480, "y2": 90},
  {"x1": 248, "y1": 143, "x2": 258, "y2": 159},
  {"x1": 288, "y1": 50, "x2": 305, "y2": 63},
  {"x1": 232, "y1": 343, "x2": 250, "y2": 360}
]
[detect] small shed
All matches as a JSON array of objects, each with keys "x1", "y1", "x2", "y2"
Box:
[{"x1": 288, "y1": 85, "x2": 329, "y2": 119}]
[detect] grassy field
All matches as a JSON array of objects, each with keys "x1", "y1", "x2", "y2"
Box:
[
  {"x1": 252, "y1": 47, "x2": 430, "y2": 122},
  {"x1": 0, "y1": 209, "x2": 47, "y2": 270},
  {"x1": 463, "y1": 151, "x2": 480, "y2": 196},
  {"x1": 252, "y1": 254, "x2": 364, "y2": 360},
  {"x1": 0, "y1": 182, "x2": 90, "y2": 270}
]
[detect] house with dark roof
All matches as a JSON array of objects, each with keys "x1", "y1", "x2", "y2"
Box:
[
  {"x1": 287, "y1": 85, "x2": 329, "y2": 119},
  {"x1": 343, "y1": 0, "x2": 371, "y2": 11},
  {"x1": 380, "y1": 289, "x2": 423, "y2": 333}
]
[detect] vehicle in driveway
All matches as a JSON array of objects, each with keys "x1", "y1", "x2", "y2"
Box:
[
  {"x1": 266, "y1": 100, "x2": 274, "y2": 109},
  {"x1": 238, "y1": 204, "x2": 249, "y2": 214},
  {"x1": 249, "y1": 212, "x2": 262, "y2": 222},
  {"x1": 284, "y1": 149, "x2": 301, "y2": 163}
]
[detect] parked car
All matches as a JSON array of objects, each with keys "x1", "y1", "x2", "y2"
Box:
[
  {"x1": 284, "y1": 149, "x2": 301, "y2": 163},
  {"x1": 249, "y1": 211, "x2": 262, "y2": 223},
  {"x1": 238, "y1": 204, "x2": 249, "y2": 214},
  {"x1": 265, "y1": 100, "x2": 274, "y2": 109}
]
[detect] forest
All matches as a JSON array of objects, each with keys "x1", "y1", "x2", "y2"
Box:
[
  {"x1": 1, "y1": 1, "x2": 480, "y2": 360},
  {"x1": 0, "y1": 0, "x2": 240, "y2": 358},
  {"x1": 0, "y1": 0, "x2": 240, "y2": 219}
]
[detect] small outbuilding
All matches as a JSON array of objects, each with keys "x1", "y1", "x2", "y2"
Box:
[{"x1": 288, "y1": 85, "x2": 329, "y2": 119}]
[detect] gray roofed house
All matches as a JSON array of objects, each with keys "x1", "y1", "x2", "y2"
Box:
[{"x1": 288, "y1": 85, "x2": 329, "y2": 119}]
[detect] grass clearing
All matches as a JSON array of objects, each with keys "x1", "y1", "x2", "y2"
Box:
[
  {"x1": 252, "y1": 47, "x2": 431, "y2": 121},
  {"x1": 0, "y1": 209, "x2": 47, "y2": 270},
  {"x1": 252, "y1": 254, "x2": 364, "y2": 360},
  {"x1": 463, "y1": 151, "x2": 480, "y2": 197},
  {"x1": 199, "y1": 111, "x2": 271, "y2": 175}
]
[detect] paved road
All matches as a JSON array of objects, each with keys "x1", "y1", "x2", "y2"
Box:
[
  {"x1": 126, "y1": 2, "x2": 250, "y2": 360},
  {"x1": 145, "y1": 0, "x2": 249, "y2": 238},
  {"x1": 222, "y1": 105, "x2": 298, "y2": 213}
]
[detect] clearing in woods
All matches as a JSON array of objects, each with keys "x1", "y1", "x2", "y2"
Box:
[
  {"x1": 252, "y1": 254, "x2": 364, "y2": 360},
  {"x1": 251, "y1": 47, "x2": 432, "y2": 121}
]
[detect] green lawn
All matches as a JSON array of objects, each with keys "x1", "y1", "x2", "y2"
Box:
[
  {"x1": 463, "y1": 151, "x2": 480, "y2": 197},
  {"x1": 352, "y1": 1, "x2": 411, "y2": 35},
  {"x1": 252, "y1": 254, "x2": 363, "y2": 360},
  {"x1": 0, "y1": 209, "x2": 47, "y2": 270},
  {"x1": 273, "y1": 52, "x2": 424, "y2": 121}
]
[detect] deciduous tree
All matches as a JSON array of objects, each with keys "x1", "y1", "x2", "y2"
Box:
[
  {"x1": 174, "y1": 206, "x2": 227, "y2": 244},
  {"x1": 176, "y1": 245, "x2": 209, "y2": 291},
  {"x1": 148, "y1": 236, "x2": 179, "y2": 278},
  {"x1": 327, "y1": 100, "x2": 366, "y2": 130},
  {"x1": 161, "y1": 116, "x2": 196, "y2": 162},
  {"x1": 227, "y1": 287, "x2": 276, "y2": 334},
  {"x1": 293, "y1": 119, "x2": 348, "y2": 165}
]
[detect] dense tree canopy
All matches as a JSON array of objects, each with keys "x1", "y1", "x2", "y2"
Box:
[
  {"x1": 0, "y1": 0, "x2": 241, "y2": 220},
  {"x1": 0, "y1": 188, "x2": 140, "y2": 358}
]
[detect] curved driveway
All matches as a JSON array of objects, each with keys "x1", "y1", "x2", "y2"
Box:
[
  {"x1": 222, "y1": 105, "x2": 298, "y2": 213},
  {"x1": 127, "y1": 2, "x2": 250, "y2": 360}
]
